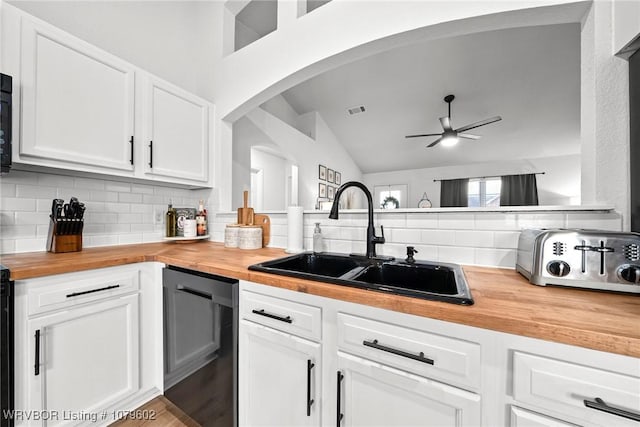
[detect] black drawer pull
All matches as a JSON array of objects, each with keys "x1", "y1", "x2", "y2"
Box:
[
  {"x1": 307, "y1": 360, "x2": 315, "y2": 416},
  {"x1": 177, "y1": 286, "x2": 212, "y2": 300},
  {"x1": 336, "y1": 371, "x2": 344, "y2": 426},
  {"x1": 34, "y1": 329, "x2": 40, "y2": 376},
  {"x1": 363, "y1": 339, "x2": 434, "y2": 365},
  {"x1": 252, "y1": 309, "x2": 292, "y2": 323},
  {"x1": 129, "y1": 135, "x2": 134, "y2": 165},
  {"x1": 148, "y1": 140, "x2": 153, "y2": 168},
  {"x1": 584, "y1": 397, "x2": 640, "y2": 421},
  {"x1": 66, "y1": 284, "x2": 120, "y2": 298}
]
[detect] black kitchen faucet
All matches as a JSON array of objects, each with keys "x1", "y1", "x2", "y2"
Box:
[{"x1": 329, "y1": 181, "x2": 385, "y2": 258}]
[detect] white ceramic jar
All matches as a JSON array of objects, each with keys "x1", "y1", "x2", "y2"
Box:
[
  {"x1": 238, "y1": 226, "x2": 262, "y2": 250},
  {"x1": 224, "y1": 224, "x2": 240, "y2": 248}
]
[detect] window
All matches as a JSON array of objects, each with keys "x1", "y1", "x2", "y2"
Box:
[
  {"x1": 468, "y1": 178, "x2": 501, "y2": 207},
  {"x1": 374, "y1": 184, "x2": 407, "y2": 209}
]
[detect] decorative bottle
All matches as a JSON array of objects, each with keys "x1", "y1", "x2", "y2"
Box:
[
  {"x1": 313, "y1": 222, "x2": 324, "y2": 253},
  {"x1": 196, "y1": 199, "x2": 207, "y2": 236},
  {"x1": 165, "y1": 201, "x2": 176, "y2": 237}
]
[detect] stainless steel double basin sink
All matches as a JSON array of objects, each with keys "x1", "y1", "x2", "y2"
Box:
[{"x1": 249, "y1": 252, "x2": 473, "y2": 305}]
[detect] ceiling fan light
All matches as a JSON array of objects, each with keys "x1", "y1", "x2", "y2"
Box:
[{"x1": 440, "y1": 134, "x2": 459, "y2": 147}]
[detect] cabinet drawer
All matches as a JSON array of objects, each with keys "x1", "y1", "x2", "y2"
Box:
[
  {"x1": 337, "y1": 313, "x2": 481, "y2": 389},
  {"x1": 240, "y1": 290, "x2": 321, "y2": 341},
  {"x1": 513, "y1": 352, "x2": 640, "y2": 426},
  {"x1": 27, "y1": 265, "x2": 140, "y2": 316},
  {"x1": 510, "y1": 406, "x2": 579, "y2": 427}
]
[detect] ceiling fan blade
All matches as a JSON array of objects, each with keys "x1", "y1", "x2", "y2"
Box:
[
  {"x1": 458, "y1": 133, "x2": 481, "y2": 140},
  {"x1": 405, "y1": 133, "x2": 442, "y2": 139},
  {"x1": 439, "y1": 116, "x2": 453, "y2": 131},
  {"x1": 427, "y1": 137, "x2": 443, "y2": 148},
  {"x1": 455, "y1": 116, "x2": 502, "y2": 133}
]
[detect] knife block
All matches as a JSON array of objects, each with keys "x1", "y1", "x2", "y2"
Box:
[{"x1": 46, "y1": 218, "x2": 83, "y2": 253}]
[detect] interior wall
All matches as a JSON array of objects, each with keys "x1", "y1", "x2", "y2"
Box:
[
  {"x1": 6, "y1": 0, "x2": 220, "y2": 101},
  {"x1": 363, "y1": 154, "x2": 581, "y2": 209},
  {"x1": 250, "y1": 148, "x2": 287, "y2": 211},
  {"x1": 243, "y1": 108, "x2": 363, "y2": 210}
]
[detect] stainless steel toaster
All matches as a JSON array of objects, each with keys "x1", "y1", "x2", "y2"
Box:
[{"x1": 516, "y1": 229, "x2": 640, "y2": 294}]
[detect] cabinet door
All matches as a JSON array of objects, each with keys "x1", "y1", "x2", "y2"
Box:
[
  {"x1": 20, "y1": 17, "x2": 135, "y2": 172},
  {"x1": 27, "y1": 294, "x2": 139, "y2": 427},
  {"x1": 239, "y1": 320, "x2": 321, "y2": 427},
  {"x1": 143, "y1": 76, "x2": 210, "y2": 184},
  {"x1": 336, "y1": 352, "x2": 481, "y2": 427}
]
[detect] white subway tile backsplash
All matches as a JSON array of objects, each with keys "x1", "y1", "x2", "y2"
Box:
[
  {"x1": 376, "y1": 212, "x2": 407, "y2": 228},
  {"x1": 412, "y1": 245, "x2": 438, "y2": 262},
  {"x1": 119, "y1": 192, "x2": 143, "y2": 203},
  {"x1": 438, "y1": 246, "x2": 475, "y2": 264},
  {"x1": 406, "y1": 213, "x2": 438, "y2": 229},
  {"x1": 15, "y1": 212, "x2": 49, "y2": 225},
  {"x1": 390, "y1": 228, "x2": 422, "y2": 244},
  {"x1": 15, "y1": 238, "x2": 46, "y2": 253},
  {"x1": 438, "y1": 213, "x2": 475, "y2": 230},
  {"x1": 454, "y1": 230, "x2": 494, "y2": 248},
  {"x1": 565, "y1": 212, "x2": 623, "y2": 231},
  {"x1": 1, "y1": 198, "x2": 37, "y2": 212},
  {"x1": 105, "y1": 181, "x2": 131, "y2": 193},
  {"x1": 74, "y1": 178, "x2": 105, "y2": 190},
  {"x1": 420, "y1": 229, "x2": 455, "y2": 246},
  {"x1": 475, "y1": 248, "x2": 517, "y2": 268},
  {"x1": 493, "y1": 231, "x2": 521, "y2": 249},
  {"x1": 517, "y1": 213, "x2": 566, "y2": 229},
  {"x1": 474, "y1": 213, "x2": 519, "y2": 231},
  {"x1": 0, "y1": 183, "x2": 16, "y2": 198},
  {"x1": 1, "y1": 170, "x2": 215, "y2": 254}
]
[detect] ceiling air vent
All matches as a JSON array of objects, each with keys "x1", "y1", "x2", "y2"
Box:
[{"x1": 347, "y1": 105, "x2": 366, "y2": 115}]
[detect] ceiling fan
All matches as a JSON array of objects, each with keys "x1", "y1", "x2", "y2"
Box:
[{"x1": 405, "y1": 94, "x2": 502, "y2": 148}]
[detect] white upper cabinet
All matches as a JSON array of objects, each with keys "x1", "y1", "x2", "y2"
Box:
[
  {"x1": 5, "y1": 7, "x2": 214, "y2": 187},
  {"x1": 20, "y1": 17, "x2": 136, "y2": 173},
  {"x1": 142, "y1": 76, "x2": 211, "y2": 184}
]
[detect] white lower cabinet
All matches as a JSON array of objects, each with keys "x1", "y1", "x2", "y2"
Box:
[
  {"x1": 239, "y1": 320, "x2": 321, "y2": 427},
  {"x1": 14, "y1": 263, "x2": 163, "y2": 427},
  {"x1": 239, "y1": 280, "x2": 640, "y2": 427},
  {"x1": 337, "y1": 352, "x2": 480, "y2": 427},
  {"x1": 27, "y1": 295, "x2": 139, "y2": 427}
]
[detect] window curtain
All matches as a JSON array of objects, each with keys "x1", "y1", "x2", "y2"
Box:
[
  {"x1": 500, "y1": 174, "x2": 539, "y2": 206},
  {"x1": 440, "y1": 178, "x2": 469, "y2": 207}
]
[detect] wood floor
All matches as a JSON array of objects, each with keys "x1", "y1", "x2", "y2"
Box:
[
  {"x1": 110, "y1": 396, "x2": 198, "y2": 427},
  {"x1": 113, "y1": 307, "x2": 234, "y2": 427}
]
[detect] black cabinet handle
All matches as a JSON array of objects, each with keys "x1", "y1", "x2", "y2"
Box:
[
  {"x1": 251, "y1": 309, "x2": 292, "y2": 323},
  {"x1": 129, "y1": 135, "x2": 134, "y2": 165},
  {"x1": 148, "y1": 140, "x2": 153, "y2": 168},
  {"x1": 34, "y1": 329, "x2": 40, "y2": 376},
  {"x1": 336, "y1": 371, "x2": 344, "y2": 426},
  {"x1": 177, "y1": 286, "x2": 212, "y2": 300},
  {"x1": 66, "y1": 284, "x2": 120, "y2": 298},
  {"x1": 584, "y1": 397, "x2": 640, "y2": 421},
  {"x1": 363, "y1": 339, "x2": 434, "y2": 365},
  {"x1": 307, "y1": 360, "x2": 315, "y2": 416}
]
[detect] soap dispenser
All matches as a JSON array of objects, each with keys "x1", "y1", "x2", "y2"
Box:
[{"x1": 313, "y1": 223, "x2": 324, "y2": 253}]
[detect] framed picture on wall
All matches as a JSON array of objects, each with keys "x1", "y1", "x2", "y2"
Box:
[
  {"x1": 319, "y1": 183, "x2": 327, "y2": 198},
  {"x1": 335, "y1": 172, "x2": 341, "y2": 185},
  {"x1": 319, "y1": 165, "x2": 327, "y2": 181},
  {"x1": 328, "y1": 185, "x2": 335, "y2": 200},
  {"x1": 327, "y1": 169, "x2": 335, "y2": 183}
]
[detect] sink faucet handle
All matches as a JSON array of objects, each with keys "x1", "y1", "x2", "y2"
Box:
[{"x1": 374, "y1": 225, "x2": 385, "y2": 244}]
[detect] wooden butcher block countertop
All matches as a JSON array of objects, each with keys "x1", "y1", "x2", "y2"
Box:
[{"x1": 2, "y1": 241, "x2": 639, "y2": 358}]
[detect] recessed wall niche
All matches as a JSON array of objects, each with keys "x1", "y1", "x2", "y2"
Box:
[{"x1": 234, "y1": 0, "x2": 277, "y2": 52}]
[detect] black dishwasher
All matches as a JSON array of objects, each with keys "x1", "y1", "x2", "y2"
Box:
[{"x1": 162, "y1": 266, "x2": 238, "y2": 427}]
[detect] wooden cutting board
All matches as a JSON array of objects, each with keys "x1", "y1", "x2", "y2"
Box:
[
  {"x1": 253, "y1": 214, "x2": 270, "y2": 247},
  {"x1": 237, "y1": 190, "x2": 254, "y2": 225}
]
